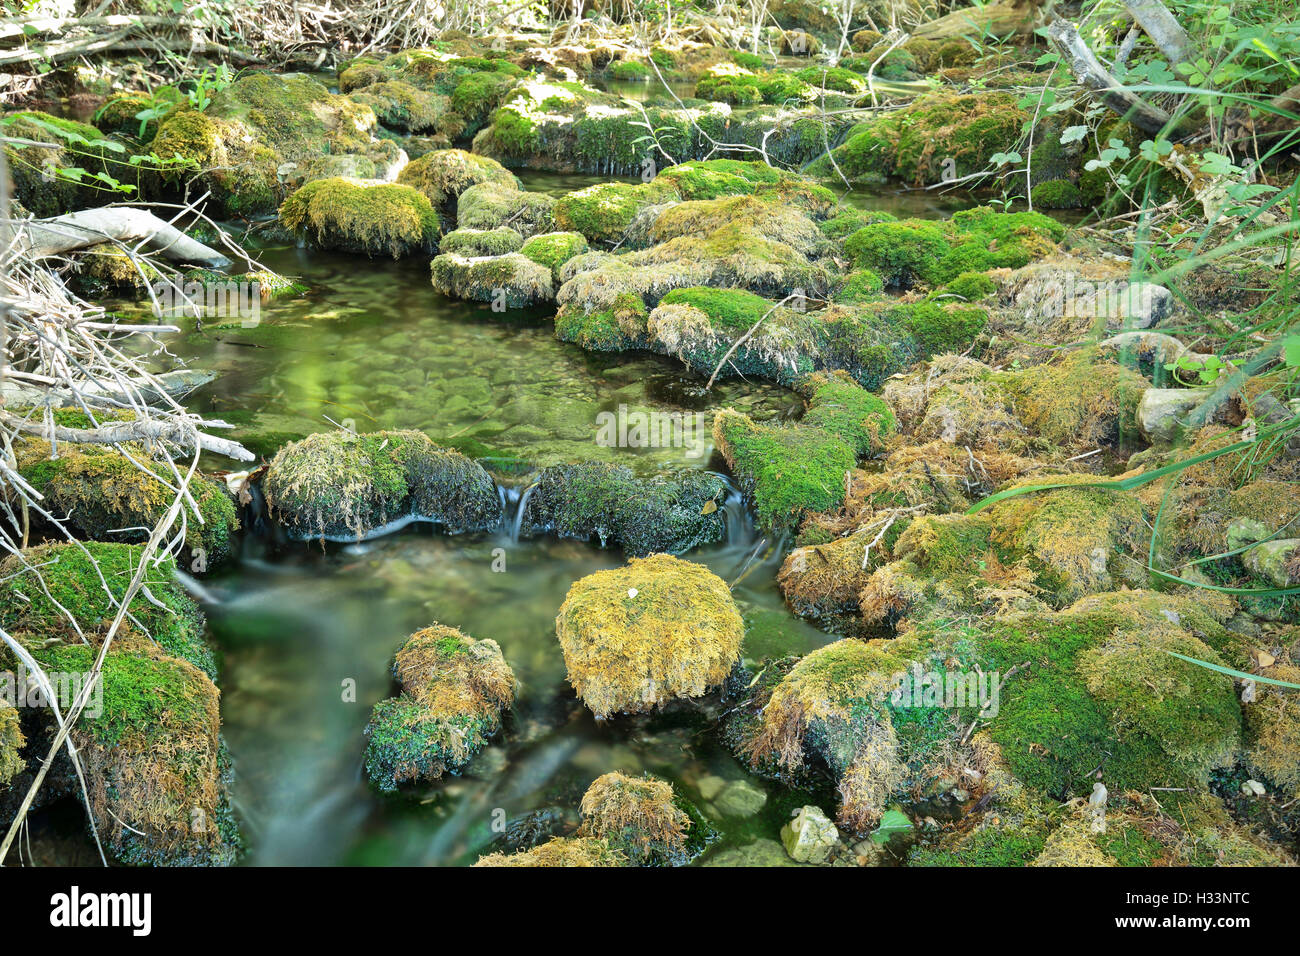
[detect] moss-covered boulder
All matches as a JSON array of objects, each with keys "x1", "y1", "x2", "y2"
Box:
[
  {"x1": 950, "y1": 592, "x2": 1245, "y2": 799},
  {"x1": 715, "y1": 372, "x2": 895, "y2": 532},
  {"x1": 93, "y1": 88, "x2": 184, "y2": 139},
  {"x1": 396, "y1": 147, "x2": 519, "y2": 212},
  {"x1": 578, "y1": 772, "x2": 697, "y2": 866},
  {"x1": 807, "y1": 92, "x2": 1030, "y2": 186},
  {"x1": 882, "y1": 350, "x2": 1147, "y2": 457},
  {"x1": 14, "y1": 432, "x2": 238, "y2": 568},
  {"x1": 474, "y1": 835, "x2": 625, "y2": 866},
  {"x1": 518, "y1": 463, "x2": 727, "y2": 556},
  {"x1": 0, "y1": 542, "x2": 217, "y2": 678},
  {"x1": 37, "y1": 642, "x2": 237, "y2": 865},
  {"x1": 1243, "y1": 663, "x2": 1300, "y2": 798},
  {"x1": 555, "y1": 554, "x2": 744, "y2": 718},
  {"x1": 364, "y1": 624, "x2": 516, "y2": 792},
  {"x1": 858, "y1": 481, "x2": 1147, "y2": 627},
  {"x1": 1, "y1": 111, "x2": 137, "y2": 217},
  {"x1": 842, "y1": 207, "x2": 1065, "y2": 289},
  {"x1": 279, "y1": 178, "x2": 440, "y2": 258},
  {"x1": 430, "y1": 251, "x2": 554, "y2": 307},
  {"x1": 727, "y1": 638, "x2": 919, "y2": 830},
  {"x1": 553, "y1": 180, "x2": 681, "y2": 245},
  {"x1": 348, "y1": 80, "x2": 449, "y2": 133},
  {"x1": 455, "y1": 181, "x2": 556, "y2": 237},
  {"x1": 341, "y1": 52, "x2": 524, "y2": 142},
  {"x1": 438, "y1": 226, "x2": 524, "y2": 256},
  {"x1": 150, "y1": 73, "x2": 400, "y2": 216},
  {"x1": 520, "y1": 231, "x2": 589, "y2": 279},
  {"x1": 555, "y1": 192, "x2": 837, "y2": 312},
  {"x1": 263, "y1": 429, "x2": 501, "y2": 540}
]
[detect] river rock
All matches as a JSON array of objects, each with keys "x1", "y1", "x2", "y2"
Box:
[
  {"x1": 781, "y1": 805, "x2": 841, "y2": 864},
  {"x1": 713, "y1": 778, "x2": 768, "y2": 817},
  {"x1": 431, "y1": 252, "x2": 555, "y2": 308},
  {"x1": 1137, "y1": 387, "x2": 1212, "y2": 443},
  {"x1": 1242, "y1": 538, "x2": 1300, "y2": 586}
]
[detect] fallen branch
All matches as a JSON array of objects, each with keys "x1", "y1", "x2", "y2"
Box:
[
  {"x1": 5, "y1": 207, "x2": 231, "y2": 268},
  {"x1": 1047, "y1": 18, "x2": 1197, "y2": 137}
]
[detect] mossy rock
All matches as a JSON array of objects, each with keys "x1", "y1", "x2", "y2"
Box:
[
  {"x1": 396, "y1": 147, "x2": 519, "y2": 212},
  {"x1": 728, "y1": 637, "x2": 921, "y2": 830},
  {"x1": 14, "y1": 436, "x2": 238, "y2": 568},
  {"x1": 474, "y1": 835, "x2": 625, "y2": 866},
  {"x1": 553, "y1": 180, "x2": 680, "y2": 245},
  {"x1": 518, "y1": 462, "x2": 726, "y2": 556},
  {"x1": 555, "y1": 554, "x2": 744, "y2": 718},
  {"x1": 364, "y1": 624, "x2": 516, "y2": 792},
  {"x1": 1, "y1": 110, "x2": 136, "y2": 217},
  {"x1": 69, "y1": 241, "x2": 163, "y2": 296},
  {"x1": 938, "y1": 592, "x2": 1246, "y2": 799},
  {"x1": 714, "y1": 372, "x2": 895, "y2": 532},
  {"x1": 519, "y1": 231, "x2": 589, "y2": 278},
  {"x1": 0, "y1": 541, "x2": 216, "y2": 678},
  {"x1": 431, "y1": 251, "x2": 555, "y2": 307},
  {"x1": 843, "y1": 207, "x2": 1065, "y2": 289},
  {"x1": 456, "y1": 182, "x2": 556, "y2": 238},
  {"x1": 151, "y1": 73, "x2": 399, "y2": 216},
  {"x1": 349, "y1": 80, "x2": 449, "y2": 133},
  {"x1": 279, "y1": 177, "x2": 439, "y2": 257},
  {"x1": 1030, "y1": 178, "x2": 1083, "y2": 209},
  {"x1": 0, "y1": 702, "x2": 23, "y2": 787},
  {"x1": 578, "y1": 772, "x2": 707, "y2": 866},
  {"x1": 438, "y1": 226, "x2": 524, "y2": 256},
  {"x1": 263, "y1": 429, "x2": 501, "y2": 540},
  {"x1": 806, "y1": 92, "x2": 1030, "y2": 186},
  {"x1": 94, "y1": 88, "x2": 184, "y2": 139},
  {"x1": 32, "y1": 641, "x2": 239, "y2": 866}
]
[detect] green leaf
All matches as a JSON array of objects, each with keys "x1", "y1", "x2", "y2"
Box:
[
  {"x1": 1059, "y1": 125, "x2": 1088, "y2": 145},
  {"x1": 870, "y1": 808, "x2": 914, "y2": 843},
  {"x1": 1166, "y1": 652, "x2": 1300, "y2": 689}
]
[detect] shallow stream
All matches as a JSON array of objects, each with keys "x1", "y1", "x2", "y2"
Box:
[{"x1": 148, "y1": 171, "x2": 987, "y2": 865}]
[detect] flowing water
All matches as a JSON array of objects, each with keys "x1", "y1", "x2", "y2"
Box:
[{"x1": 116, "y1": 170, "x2": 992, "y2": 866}]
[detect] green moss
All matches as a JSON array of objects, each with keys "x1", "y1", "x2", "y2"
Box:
[
  {"x1": 520, "y1": 231, "x2": 589, "y2": 276},
  {"x1": 438, "y1": 226, "x2": 523, "y2": 256},
  {"x1": 456, "y1": 182, "x2": 555, "y2": 236},
  {"x1": 0, "y1": 542, "x2": 215, "y2": 678},
  {"x1": 364, "y1": 623, "x2": 515, "y2": 792},
  {"x1": 807, "y1": 92, "x2": 1028, "y2": 186},
  {"x1": 519, "y1": 463, "x2": 726, "y2": 556},
  {"x1": 933, "y1": 271, "x2": 997, "y2": 302},
  {"x1": 554, "y1": 292, "x2": 649, "y2": 351},
  {"x1": 611, "y1": 60, "x2": 650, "y2": 80},
  {"x1": 395, "y1": 148, "x2": 518, "y2": 210},
  {"x1": 1030, "y1": 178, "x2": 1083, "y2": 209},
  {"x1": 263, "y1": 429, "x2": 501, "y2": 540},
  {"x1": 556, "y1": 554, "x2": 744, "y2": 718},
  {"x1": 714, "y1": 372, "x2": 894, "y2": 531},
  {"x1": 16, "y1": 438, "x2": 237, "y2": 569},
  {"x1": 350, "y1": 80, "x2": 448, "y2": 133},
  {"x1": 2, "y1": 110, "x2": 129, "y2": 216},
  {"x1": 845, "y1": 220, "x2": 952, "y2": 287},
  {"x1": 553, "y1": 180, "x2": 680, "y2": 244},
  {"x1": 431, "y1": 251, "x2": 554, "y2": 307},
  {"x1": 279, "y1": 178, "x2": 439, "y2": 258}
]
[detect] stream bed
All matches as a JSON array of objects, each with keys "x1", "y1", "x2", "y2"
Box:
[{"x1": 144, "y1": 172, "x2": 989, "y2": 866}]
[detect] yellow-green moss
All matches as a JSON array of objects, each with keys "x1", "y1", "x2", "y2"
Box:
[
  {"x1": 473, "y1": 836, "x2": 625, "y2": 867},
  {"x1": 364, "y1": 624, "x2": 516, "y2": 791},
  {"x1": 279, "y1": 177, "x2": 439, "y2": 258},
  {"x1": 555, "y1": 554, "x2": 743, "y2": 718}
]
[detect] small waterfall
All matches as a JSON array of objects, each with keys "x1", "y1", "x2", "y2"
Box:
[{"x1": 498, "y1": 483, "x2": 537, "y2": 543}]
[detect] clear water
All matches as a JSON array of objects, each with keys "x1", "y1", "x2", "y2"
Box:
[{"x1": 151, "y1": 224, "x2": 844, "y2": 865}]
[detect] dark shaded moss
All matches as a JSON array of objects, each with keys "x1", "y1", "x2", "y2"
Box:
[{"x1": 518, "y1": 462, "x2": 727, "y2": 556}]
